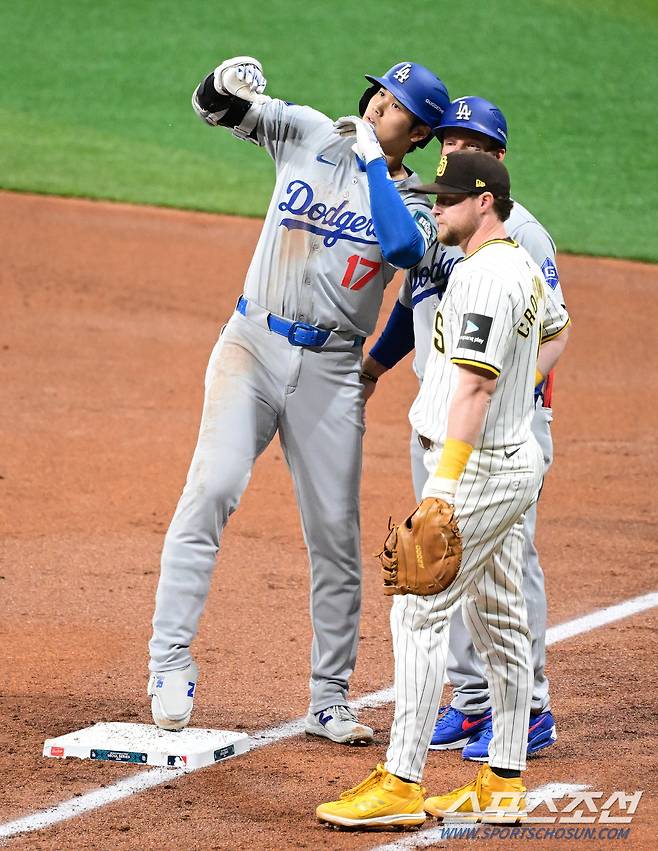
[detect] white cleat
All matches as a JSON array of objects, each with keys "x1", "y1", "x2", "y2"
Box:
[
  {"x1": 305, "y1": 704, "x2": 374, "y2": 745},
  {"x1": 148, "y1": 661, "x2": 199, "y2": 731}
]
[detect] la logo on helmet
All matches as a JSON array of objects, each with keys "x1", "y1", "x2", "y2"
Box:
[
  {"x1": 456, "y1": 101, "x2": 472, "y2": 120},
  {"x1": 393, "y1": 63, "x2": 412, "y2": 83}
]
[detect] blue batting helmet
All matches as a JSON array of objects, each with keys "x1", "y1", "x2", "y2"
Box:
[
  {"x1": 359, "y1": 62, "x2": 450, "y2": 148},
  {"x1": 437, "y1": 96, "x2": 508, "y2": 147}
]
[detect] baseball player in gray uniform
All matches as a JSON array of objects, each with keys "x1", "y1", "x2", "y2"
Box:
[
  {"x1": 360, "y1": 97, "x2": 570, "y2": 759},
  {"x1": 147, "y1": 57, "x2": 450, "y2": 744},
  {"x1": 317, "y1": 151, "x2": 571, "y2": 828}
]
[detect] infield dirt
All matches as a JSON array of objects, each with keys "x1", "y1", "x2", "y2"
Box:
[{"x1": 1, "y1": 192, "x2": 657, "y2": 849}]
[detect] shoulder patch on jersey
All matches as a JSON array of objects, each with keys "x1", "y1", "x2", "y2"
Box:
[
  {"x1": 457, "y1": 313, "x2": 493, "y2": 352},
  {"x1": 413, "y1": 210, "x2": 435, "y2": 246},
  {"x1": 541, "y1": 257, "x2": 559, "y2": 290}
]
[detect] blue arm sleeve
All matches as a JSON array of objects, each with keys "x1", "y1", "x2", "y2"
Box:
[
  {"x1": 369, "y1": 299, "x2": 415, "y2": 368},
  {"x1": 366, "y1": 158, "x2": 426, "y2": 268}
]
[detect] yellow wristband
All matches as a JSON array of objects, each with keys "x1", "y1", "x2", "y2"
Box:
[
  {"x1": 535, "y1": 368, "x2": 544, "y2": 387},
  {"x1": 434, "y1": 437, "x2": 473, "y2": 481}
]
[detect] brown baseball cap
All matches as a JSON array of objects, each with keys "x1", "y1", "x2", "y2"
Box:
[{"x1": 412, "y1": 150, "x2": 511, "y2": 197}]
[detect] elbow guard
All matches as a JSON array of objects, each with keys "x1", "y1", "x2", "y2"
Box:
[{"x1": 192, "y1": 73, "x2": 253, "y2": 131}]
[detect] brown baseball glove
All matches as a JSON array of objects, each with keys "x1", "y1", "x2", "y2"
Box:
[{"x1": 377, "y1": 497, "x2": 462, "y2": 596}]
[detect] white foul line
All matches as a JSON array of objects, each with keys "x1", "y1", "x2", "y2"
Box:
[
  {"x1": 1, "y1": 590, "x2": 656, "y2": 841},
  {"x1": 0, "y1": 768, "x2": 186, "y2": 841},
  {"x1": 544, "y1": 591, "x2": 658, "y2": 646}
]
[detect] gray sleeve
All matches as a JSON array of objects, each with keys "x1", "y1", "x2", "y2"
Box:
[
  {"x1": 398, "y1": 273, "x2": 413, "y2": 308},
  {"x1": 252, "y1": 100, "x2": 331, "y2": 162},
  {"x1": 512, "y1": 220, "x2": 566, "y2": 304},
  {"x1": 511, "y1": 220, "x2": 555, "y2": 266},
  {"x1": 192, "y1": 73, "x2": 329, "y2": 159}
]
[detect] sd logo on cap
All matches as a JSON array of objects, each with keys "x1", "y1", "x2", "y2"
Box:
[{"x1": 413, "y1": 151, "x2": 511, "y2": 198}]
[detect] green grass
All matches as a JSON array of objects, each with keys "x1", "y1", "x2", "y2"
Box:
[{"x1": 1, "y1": 0, "x2": 657, "y2": 260}]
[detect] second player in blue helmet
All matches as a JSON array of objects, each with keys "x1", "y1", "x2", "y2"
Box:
[
  {"x1": 359, "y1": 62, "x2": 450, "y2": 147},
  {"x1": 437, "y1": 95, "x2": 508, "y2": 148}
]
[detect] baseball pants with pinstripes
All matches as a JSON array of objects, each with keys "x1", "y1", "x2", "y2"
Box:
[
  {"x1": 410, "y1": 403, "x2": 554, "y2": 713},
  {"x1": 384, "y1": 437, "x2": 543, "y2": 782}
]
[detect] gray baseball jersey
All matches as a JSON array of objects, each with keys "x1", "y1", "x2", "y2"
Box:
[
  {"x1": 150, "y1": 84, "x2": 435, "y2": 720},
  {"x1": 215, "y1": 97, "x2": 436, "y2": 336}
]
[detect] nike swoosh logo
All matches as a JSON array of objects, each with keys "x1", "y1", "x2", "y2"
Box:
[
  {"x1": 316, "y1": 153, "x2": 337, "y2": 167},
  {"x1": 504, "y1": 447, "x2": 521, "y2": 458},
  {"x1": 461, "y1": 713, "x2": 492, "y2": 732}
]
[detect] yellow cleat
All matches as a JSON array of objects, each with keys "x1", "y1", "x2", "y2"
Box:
[
  {"x1": 316, "y1": 764, "x2": 427, "y2": 829},
  {"x1": 424, "y1": 764, "x2": 526, "y2": 823}
]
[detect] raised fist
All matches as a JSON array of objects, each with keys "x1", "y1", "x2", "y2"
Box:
[{"x1": 213, "y1": 56, "x2": 268, "y2": 102}]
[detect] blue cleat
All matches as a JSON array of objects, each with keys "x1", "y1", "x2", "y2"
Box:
[
  {"x1": 527, "y1": 711, "x2": 558, "y2": 756},
  {"x1": 428, "y1": 705, "x2": 493, "y2": 751},
  {"x1": 462, "y1": 711, "x2": 557, "y2": 762}
]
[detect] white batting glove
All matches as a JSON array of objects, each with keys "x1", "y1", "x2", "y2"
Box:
[
  {"x1": 213, "y1": 56, "x2": 268, "y2": 103},
  {"x1": 334, "y1": 115, "x2": 385, "y2": 164},
  {"x1": 421, "y1": 476, "x2": 458, "y2": 504}
]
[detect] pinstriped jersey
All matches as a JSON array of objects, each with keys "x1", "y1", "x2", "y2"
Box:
[
  {"x1": 235, "y1": 99, "x2": 436, "y2": 337},
  {"x1": 409, "y1": 239, "x2": 570, "y2": 450},
  {"x1": 399, "y1": 200, "x2": 567, "y2": 380}
]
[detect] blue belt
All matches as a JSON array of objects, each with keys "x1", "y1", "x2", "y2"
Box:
[{"x1": 237, "y1": 296, "x2": 364, "y2": 348}]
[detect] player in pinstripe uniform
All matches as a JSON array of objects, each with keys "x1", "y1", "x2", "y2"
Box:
[
  {"x1": 360, "y1": 97, "x2": 570, "y2": 760},
  {"x1": 146, "y1": 57, "x2": 449, "y2": 743},
  {"x1": 316, "y1": 151, "x2": 570, "y2": 828}
]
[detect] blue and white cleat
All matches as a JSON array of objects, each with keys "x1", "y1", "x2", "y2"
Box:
[
  {"x1": 527, "y1": 711, "x2": 558, "y2": 755},
  {"x1": 462, "y1": 711, "x2": 557, "y2": 761},
  {"x1": 305, "y1": 705, "x2": 374, "y2": 745},
  {"x1": 428, "y1": 705, "x2": 492, "y2": 751},
  {"x1": 148, "y1": 661, "x2": 199, "y2": 731}
]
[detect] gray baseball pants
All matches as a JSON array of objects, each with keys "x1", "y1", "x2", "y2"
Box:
[{"x1": 149, "y1": 309, "x2": 364, "y2": 713}]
